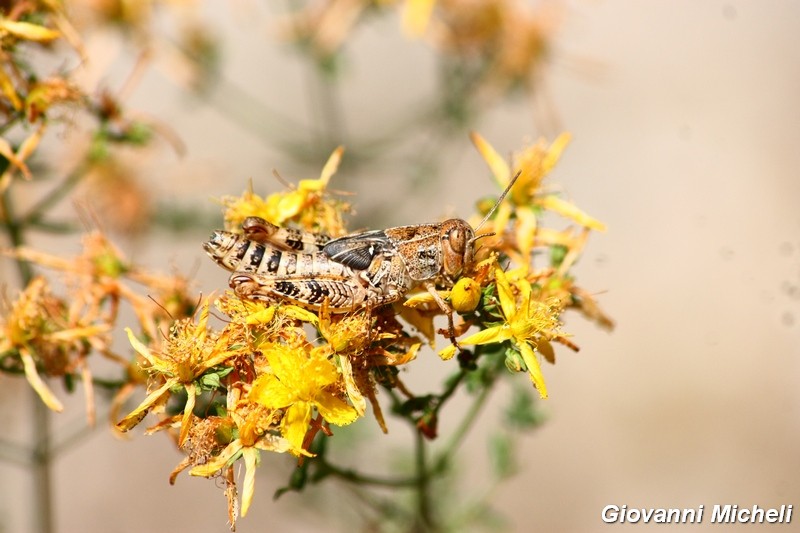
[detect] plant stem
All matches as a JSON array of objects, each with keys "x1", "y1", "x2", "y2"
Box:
[
  {"x1": 414, "y1": 429, "x2": 435, "y2": 532},
  {"x1": 320, "y1": 458, "x2": 417, "y2": 488},
  {"x1": 21, "y1": 161, "x2": 89, "y2": 227},
  {"x1": 2, "y1": 182, "x2": 55, "y2": 533},
  {"x1": 1, "y1": 188, "x2": 33, "y2": 282},
  {"x1": 31, "y1": 397, "x2": 54, "y2": 533},
  {"x1": 432, "y1": 382, "x2": 493, "y2": 478}
]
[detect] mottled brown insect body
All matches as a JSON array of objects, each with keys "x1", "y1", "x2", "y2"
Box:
[
  {"x1": 204, "y1": 173, "x2": 519, "y2": 342},
  {"x1": 203, "y1": 217, "x2": 475, "y2": 317}
]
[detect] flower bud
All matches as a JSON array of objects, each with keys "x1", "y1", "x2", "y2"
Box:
[{"x1": 450, "y1": 277, "x2": 481, "y2": 313}]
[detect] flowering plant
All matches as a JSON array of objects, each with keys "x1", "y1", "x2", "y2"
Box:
[
  {"x1": 108, "y1": 135, "x2": 610, "y2": 528},
  {"x1": 0, "y1": 1, "x2": 610, "y2": 531}
]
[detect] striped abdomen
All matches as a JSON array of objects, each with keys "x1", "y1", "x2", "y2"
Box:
[{"x1": 204, "y1": 230, "x2": 351, "y2": 279}]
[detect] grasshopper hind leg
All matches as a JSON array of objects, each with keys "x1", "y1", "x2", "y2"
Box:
[
  {"x1": 229, "y1": 272, "x2": 276, "y2": 302},
  {"x1": 241, "y1": 217, "x2": 330, "y2": 252}
]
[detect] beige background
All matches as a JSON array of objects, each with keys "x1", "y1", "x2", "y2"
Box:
[{"x1": 2, "y1": 1, "x2": 799, "y2": 532}]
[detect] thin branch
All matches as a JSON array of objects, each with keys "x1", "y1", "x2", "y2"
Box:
[
  {"x1": 320, "y1": 458, "x2": 418, "y2": 488},
  {"x1": 21, "y1": 161, "x2": 91, "y2": 227},
  {"x1": 414, "y1": 429, "x2": 435, "y2": 532}
]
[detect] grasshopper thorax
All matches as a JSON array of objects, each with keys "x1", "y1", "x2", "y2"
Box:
[{"x1": 439, "y1": 219, "x2": 476, "y2": 282}]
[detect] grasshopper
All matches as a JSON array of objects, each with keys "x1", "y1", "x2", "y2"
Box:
[{"x1": 203, "y1": 173, "x2": 520, "y2": 343}]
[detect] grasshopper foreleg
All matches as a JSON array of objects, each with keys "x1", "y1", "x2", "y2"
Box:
[{"x1": 423, "y1": 281, "x2": 461, "y2": 351}]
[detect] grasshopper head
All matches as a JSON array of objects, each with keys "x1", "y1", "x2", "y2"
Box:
[
  {"x1": 203, "y1": 230, "x2": 246, "y2": 271},
  {"x1": 440, "y1": 219, "x2": 476, "y2": 282}
]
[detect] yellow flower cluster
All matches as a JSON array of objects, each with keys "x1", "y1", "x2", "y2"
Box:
[
  {"x1": 107, "y1": 132, "x2": 609, "y2": 526},
  {"x1": 1, "y1": 231, "x2": 194, "y2": 424}
]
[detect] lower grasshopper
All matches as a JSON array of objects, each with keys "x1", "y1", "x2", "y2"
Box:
[{"x1": 203, "y1": 173, "x2": 520, "y2": 343}]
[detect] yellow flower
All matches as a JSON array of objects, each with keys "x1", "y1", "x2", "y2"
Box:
[
  {"x1": 471, "y1": 131, "x2": 605, "y2": 262},
  {"x1": 440, "y1": 268, "x2": 563, "y2": 398},
  {"x1": 0, "y1": 277, "x2": 111, "y2": 415},
  {"x1": 221, "y1": 146, "x2": 349, "y2": 236},
  {"x1": 317, "y1": 301, "x2": 372, "y2": 355},
  {"x1": 188, "y1": 386, "x2": 293, "y2": 520},
  {"x1": 117, "y1": 298, "x2": 242, "y2": 445},
  {"x1": 250, "y1": 344, "x2": 359, "y2": 452},
  {"x1": 8, "y1": 230, "x2": 193, "y2": 338},
  {"x1": 417, "y1": 0, "x2": 561, "y2": 95},
  {"x1": 215, "y1": 292, "x2": 322, "y2": 356}
]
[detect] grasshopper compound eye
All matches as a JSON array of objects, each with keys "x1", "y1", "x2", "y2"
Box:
[{"x1": 447, "y1": 227, "x2": 467, "y2": 255}]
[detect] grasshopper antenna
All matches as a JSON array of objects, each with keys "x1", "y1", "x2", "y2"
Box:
[{"x1": 471, "y1": 170, "x2": 523, "y2": 240}]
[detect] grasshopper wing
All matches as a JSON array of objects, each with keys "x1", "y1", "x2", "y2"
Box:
[{"x1": 323, "y1": 229, "x2": 392, "y2": 270}]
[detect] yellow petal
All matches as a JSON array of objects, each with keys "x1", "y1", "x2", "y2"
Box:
[
  {"x1": 471, "y1": 131, "x2": 511, "y2": 187},
  {"x1": 275, "y1": 190, "x2": 305, "y2": 221},
  {"x1": 20, "y1": 348, "x2": 63, "y2": 412},
  {"x1": 178, "y1": 383, "x2": 197, "y2": 447},
  {"x1": 263, "y1": 345, "x2": 306, "y2": 387},
  {"x1": 0, "y1": 20, "x2": 60, "y2": 42},
  {"x1": 514, "y1": 206, "x2": 538, "y2": 258},
  {"x1": 245, "y1": 306, "x2": 275, "y2": 325},
  {"x1": 0, "y1": 138, "x2": 31, "y2": 182},
  {"x1": 439, "y1": 344, "x2": 457, "y2": 360},
  {"x1": 537, "y1": 195, "x2": 606, "y2": 232},
  {"x1": 253, "y1": 432, "x2": 294, "y2": 454},
  {"x1": 47, "y1": 324, "x2": 109, "y2": 342},
  {"x1": 556, "y1": 227, "x2": 590, "y2": 276},
  {"x1": 536, "y1": 339, "x2": 556, "y2": 364},
  {"x1": 316, "y1": 145, "x2": 344, "y2": 188},
  {"x1": 437, "y1": 325, "x2": 511, "y2": 359},
  {"x1": 541, "y1": 133, "x2": 571, "y2": 175},
  {"x1": 0, "y1": 68, "x2": 22, "y2": 110},
  {"x1": 460, "y1": 325, "x2": 513, "y2": 347},
  {"x1": 190, "y1": 439, "x2": 244, "y2": 478},
  {"x1": 250, "y1": 373, "x2": 294, "y2": 409},
  {"x1": 535, "y1": 227, "x2": 576, "y2": 247},
  {"x1": 494, "y1": 268, "x2": 517, "y2": 321},
  {"x1": 116, "y1": 380, "x2": 174, "y2": 432},
  {"x1": 315, "y1": 391, "x2": 359, "y2": 426},
  {"x1": 240, "y1": 448, "x2": 258, "y2": 517},
  {"x1": 125, "y1": 328, "x2": 156, "y2": 366},
  {"x1": 404, "y1": 290, "x2": 450, "y2": 308},
  {"x1": 279, "y1": 305, "x2": 319, "y2": 324},
  {"x1": 518, "y1": 342, "x2": 548, "y2": 399},
  {"x1": 395, "y1": 305, "x2": 435, "y2": 344},
  {"x1": 402, "y1": 0, "x2": 436, "y2": 36},
  {"x1": 488, "y1": 202, "x2": 512, "y2": 249},
  {"x1": 17, "y1": 123, "x2": 44, "y2": 164},
  {"x1": 391, "y1": 342, "x2": 421, "y2": 366},
  {"x1": 337, "y1": 355, "x2": 366, "y2": 416},
  {"x1": 282, "y1": 402, "x2": 312, "y2": 451}
]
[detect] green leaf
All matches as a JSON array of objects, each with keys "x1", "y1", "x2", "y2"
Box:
[
  {"x1": 488, "y1": 433, "x2": 516, "y2": 480},
  {"x1": 504, "y1": 383, "x2": 547, "y2": 430},
  {"x1": 197, "y1": 366, "x2": 233, "y2": 391},
  {"x1": 550, "y1": 244, "x2": 569, "y2": 268},
  {"x1": 396, "y1": 394, "x2": 435, "y2": 417}
]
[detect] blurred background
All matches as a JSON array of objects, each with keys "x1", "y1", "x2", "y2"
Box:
[{"x1": 1, "y1": 1, "x2": 799, "y2": 531}]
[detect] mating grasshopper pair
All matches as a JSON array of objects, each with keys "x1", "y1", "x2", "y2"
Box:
[{"x1": 204, "y1": 173, "x2": 520, "y2": 342}]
